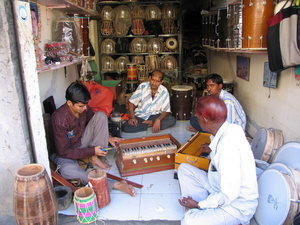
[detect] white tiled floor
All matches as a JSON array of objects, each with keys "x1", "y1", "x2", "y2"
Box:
[{"x1": 59, "y1": 121, "x2": 195, "y2": 221}]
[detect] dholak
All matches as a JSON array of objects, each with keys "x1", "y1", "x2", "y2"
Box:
[
  {"x1": 74, "y1": 187, "x2": 98, "y2": 224},
  {"x1": 242, "y1": 0, "x2": 275, "y2": 49},
  {"x1": 88, "y1": 169, "x2": 111, "y2": 208},
  {"x1": 254, "y1": 169, "x2": 299, "y2": 225},
  {"x1": 216, "y1": 7, "x2": 228, "y2": 49},
  {"x1": 171, "y1": 85, "x2": 193, "y2": 120},
  {"x1": 127, "y1": 64, "x2": 137, "y2": 81},
  {"x1": 126, "y1": 81, "x2": 138, "y2": 93},
  {"x1": 251, "y1": 128, "x2": 274, "y2": 162},
  {"x1": 14, "y1": 164, "x2": 58, "y2": 225},
  {"x1": 267, "y1": 128, "x2": 284, "y2": 163},
  {"x1": 271, "y1": 141, "x2": 300, "y2": 170},
  {"x1": 227, "y1": 2, "x2": 242, "y2": 48}
]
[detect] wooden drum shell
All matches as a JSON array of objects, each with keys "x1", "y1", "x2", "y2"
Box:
[{"x1": 171, "y1": 85, "x2": 193, "y2": 121}]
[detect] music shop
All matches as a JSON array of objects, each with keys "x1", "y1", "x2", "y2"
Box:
[{"x1": 1, "y1": 0, "x2": 300, "y2": 224}]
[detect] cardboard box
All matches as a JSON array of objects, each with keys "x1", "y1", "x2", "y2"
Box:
[
  {"x1": 100, "y1": 80, "x2": 122, "y2": 100},
  {"x1": 175, "y1": 132, "x2": 211, "y2": 171}
]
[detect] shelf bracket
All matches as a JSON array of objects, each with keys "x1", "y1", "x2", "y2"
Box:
[{"x1": 46, "y1": 5, "x2": 70, "y2": 25}]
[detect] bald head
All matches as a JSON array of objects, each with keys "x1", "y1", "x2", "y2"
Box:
[{"x1": 196, "y1": 95, "x2": 227, "y2": 124}]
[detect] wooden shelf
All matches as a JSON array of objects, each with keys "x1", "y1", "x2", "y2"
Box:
[
  {"x1": 37, "y1": 56, "x2": 91, "y2": 73},
  {"x1": 31, "y1": 0, "x2": 99, "y2": 17},
  {"x1": 203, "y1": 45, "x2": 268, "y2": 54}
]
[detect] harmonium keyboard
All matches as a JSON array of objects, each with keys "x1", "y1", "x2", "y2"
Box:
[{"x1": 115, "y1": 134, "x2": 181, "y2": 177}]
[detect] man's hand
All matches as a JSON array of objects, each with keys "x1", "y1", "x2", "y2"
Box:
[
  {"x1": 152, "y1": 119, "x2": 161, "y2": 133},
  {"x1": 201, "y1": 143, "x2": 212, "y2": 154},
  {"x1": 178, "y1": 196, "x2": 199, "y2": 209},
  {"x1": 109, "y1": 136, "x2": 124, "y2": 147},
  {"x1": 94, "y1": 146, "x2": 108, "y2": 157},
  {"x1": 128, "y1": 118, "x2": 138, "y2": 126}
]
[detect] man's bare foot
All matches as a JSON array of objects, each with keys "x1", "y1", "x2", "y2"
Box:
[
  {"x1": 89, "y1": 156, "x2": 111, "y2": 171},
  {"x1": 188, "y1": 126, "x2": 198, "y2": 132},
  {"x1": 113, "y1": 180, "x2": 135, "y2": 197},
  {"x1": 142, "y1": 120, "x2": 153, "y2": 127}
]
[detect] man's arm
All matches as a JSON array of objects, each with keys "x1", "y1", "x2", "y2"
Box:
[
  {"x1": 127, "y1": 101, "x2": 138, "y2": 126},
  {"x1": 152, "y1": 111, "x2": 169, "y2": 132}
]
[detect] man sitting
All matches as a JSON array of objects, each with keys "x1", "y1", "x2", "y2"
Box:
[{"x1": 122, "y1": 70, "x2": 176, "y2": 133}]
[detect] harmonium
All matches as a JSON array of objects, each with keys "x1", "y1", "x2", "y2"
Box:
[
  {"x1": 115, "y1": 134, "x2": 181, "y2": 177},
  {"x1": 175, "y1": 132, "x2": 211, "y2": 172}
]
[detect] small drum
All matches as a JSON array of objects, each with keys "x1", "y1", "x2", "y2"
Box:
[
  {"x1": 271, "y1": 141, "x2": 300, "y2": 170},
  {"x1": 131, "y1": 5, "x2": 145, "y2": 19},
  {"x1": 187, "y1": 74, "x2": 205, "y2": 90},
  {"x1": 100, "y1": 6, "x2": 113, "y2": 20},
  {"x1": 101, "y1": 56, "x2": 115, "y2": 72},
  {"x1": 254, "y1": 169, "x2": 299, "y2": 225},
  {"x1": 227, "y1": 2, "x2": 242, "y2": 49},
  {"x1": 88, "y1": 169, "x2": 111, "y2": 208},
  {"x1": 165, "y1": 37, "x2": 178, "y2": 51},
  {"x1": 100, "y1": 20, "x2": 114, "y2": 36},
  {"x1": 171, "y1": 85, "x2": 193, "y2": 120},
  {"x1": 160, "y1": 19, "x2": 178, "y2": 34},
  {"x1": 145, "y1": 54, "x2": 159, "y2": 71},
  {"x1": 145, "y1": 4, "x2": 162, "y2": 21},
  {"x1": 126, "y1": 81, "x2": 138, "y2": 93},
  {"x1": 137, "y1": 64, "x2": 149, "y2": 81},
  {"x1": 251, "y1": 128, "x2": 274, "y2": 162},
  {"x1": 74, "y1": 187, "x2": 98, "y2": 224},
  {"x1": 222, "y1": 80, "x2": 234, "y2": 94},
  {"x1": 267, "y1": 128, "x2": 284, "y2": 163},
  {"x1": 130, "y1": 37, "x2": 147, "y2": 53},
  {"x1": 160, "y1": 55, "x2": 178, "y2": 71},
  {"x1": 127, "y1": 64, "x2": 137, "y2": 81},
  {"x1": 161, "y1": 3, "x2": 178, "y2": 20},
  {"x1": 131, "y1": 55, "x2": 144, "y2": 66},
  {"x1": 132, "y1": 19, "x2": 145, "y2": 36},
  {"x1": 101, "y1": 38, "x2": 115, "y2": 53},
  {"x1": 115, "y1": 56, "x2": 130, "y2": 73},
  {"x1": 147, "y1": 37, "x2": 164, "y2": 53},
  {"x1": 242, "y1": 0, "x2": 275, "y2": 49}
]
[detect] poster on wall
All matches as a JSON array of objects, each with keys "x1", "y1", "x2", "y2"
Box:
[
  {"x1": 263, "y1": 62, "x2": 278, "y2": 88},
  {"x1": 236, "y1": 56, "x2": 250, "y2": 81}
]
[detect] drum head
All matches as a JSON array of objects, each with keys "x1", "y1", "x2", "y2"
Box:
[
  {"x1": 251, "y1": 128, "x2": 274, "y2": 162},
  {"x1": 171, "y1": 85, "x2": 193, "y2": 91},
  {"x1": 267, "y1": 162, "x2": 295, "y2": 180},
  {"x1": 272, "y1": 142, "x2": 300, "y2": 170},
  {"x1": 255, "y1": 169, "x2": 298, "y2": 225}
]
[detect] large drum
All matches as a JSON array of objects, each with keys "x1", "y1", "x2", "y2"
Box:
[
  {"x1": 254, "y1": 168, "x2": 299, "y2": 225},
  {"x1": 227, "y1": 2, "x2": 242, "y2": 49},
  {"x1": 242, "y1": 0, "x2": 275, "y2": 49},
  {"x1": 171, "y1": 85, "x2": 193, "y2": 121},
  {"x1": 216, "y1": 7, "x2": 228, "y2": 49},
  {"x1": 251, "y1": 128, "x2": 274, "y2": 162}
]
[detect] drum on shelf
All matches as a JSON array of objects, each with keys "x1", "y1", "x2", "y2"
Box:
[
  {"x1": 126, "y1": 81, "x2": 138, "y2": 93},
  {"x1": 88, "y1": 169, "x2": 111, "y2": 208},
  {"x1": 208, "y1": 14, "x2": 217, "y2": 47},
  {"x1": 132, "y1": 19, "x2": 145, "y2": 36},
  {"x1": 267, "y1": 128, "x2": 284, "y2": 163},
  {"x1": 127, "y1": 63, "x2": 137, "y2": 81},
  {"x1": 171, "y1": 85, "x2": 193, "y2": 120},
  {"x1": 100, "y1": 6, "x2": 113, "y2": 20},
  {"x1": 187, "y1": 74, "x2": 205, "y2": 90},
  {"x1": 129, "y1": 37, "x2": 147, "y2": 53},
  {"x1": 145, "y1": 54, "x2": 159, "y2": 71},
  {"x1": 160, "y1": 19, "x2": 177, "y2": 34},
  {"x1": 216, "y1": 7, "x2": 228, "y2": 49},
  {"x1": 74, "y1": 187, "x2": 98, "y2": 224},
  {"x1": 242, "y1": 0, "x2": 275, "y2": 49},
  {"x1": 222, "y1": 80, "x2": 234, "y2": 94},
  {"x1": 137, "y1": 64, "x2": 149, "y2": 81},
  {"x1": 165, "y1": 37, "x2": 178, "y2": 51},
  {"x1": 100, "y1": 20, "x2": 114, "y2": 36},
  {"x1": 254, "y1": 168, "x2": 299, "y2": 225},
  {"x1": 227, "y1": 2, "x2": 242, "y2": 48},
  {"x1": 251, "y1": 128, "x2": 274, "y2": 162},
  {"x1": 271, "y1": 141, "x2": 300, "y2": 170},
  {"x1": 131, "y1": 55, "x2": 144, "y2": 66}
]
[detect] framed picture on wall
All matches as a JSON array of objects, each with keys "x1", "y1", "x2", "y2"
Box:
[
  {"x1": 236, "y1": 56, "x2": 250, "y2": 81},
  {"x1": 263, "y1": 62, "x2": 278, "y2": 88}
]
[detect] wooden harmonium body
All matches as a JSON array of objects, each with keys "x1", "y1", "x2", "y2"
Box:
[
  {"x1": 175, "y1": 132, "x2": 211, "y2": 172},
  {"x1": 115, "y1": 134, "x2": 181, "y2": 177}
]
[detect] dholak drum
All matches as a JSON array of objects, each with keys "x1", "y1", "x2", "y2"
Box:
[
  {"x1": 242, "y1": 0, "x2": 275, "y2": 49},
  {"x1": 127, "y1": 64, "x2": 137, "y2": 81},
  {"x1": 267, "y1": 128, "x2": 284, "y2": 163},
  {"x1": 88, "y1": 169, "x2": 111, "y2": 208},
  {"x1": 254, "y1": 168, "x2": 299, "y2": 225},
  {"x1": 171, "y1": 85, "x2": 193, "y2": 121},
  {"x1": 216, "y1": 7, "x2": 228, "y2": 49},
  {"x1": 227, "y1": 2, "x2": 242, "y2": 49},
  {"x1": 251, "y1": 128, "x2": 274, "y2": 162},
  {"x1": 271, "y1": 141, "x2": 300, "y2": 170},
  {"x1": 74, "y1": 187, "x2": 98, "y2": 224},
  {"x1": 222, "y1": 80, "x2": 234, "y2": 94}
]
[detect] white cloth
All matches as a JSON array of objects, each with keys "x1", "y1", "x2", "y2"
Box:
[
  {"x1": 129, "y1": 82, "x2": 171, "y2": 120},
  {"x1": 178, "y1": 121, "x2": 258, "y2": 225}
]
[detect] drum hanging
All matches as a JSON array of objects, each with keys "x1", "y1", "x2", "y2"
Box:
[
  {"x1": 251, "y1": 128, "x2": 274, "y2": 162},
  {"x1": 171, "y1": 85, "x2": 193, "y2": 120},
  {"x1": 242, "y1": 0, "x2": 275, "y2": 49},
  {"x1": 254, "y1": 169, "x2": 298, "y2": 225}
]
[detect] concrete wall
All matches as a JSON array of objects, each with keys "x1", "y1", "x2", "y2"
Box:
[{"x1": 206, "y1": 50, "x2": 300, "y2": 143}]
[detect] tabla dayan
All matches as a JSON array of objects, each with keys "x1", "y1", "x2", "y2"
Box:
[
  {"x1": 254, "y1": 168, "x2": 299, "y2": 225},
  {"x1": 251, "y1": 128, "x2": 274, "y2": 162},
  {"x1": 171, "y1": 85, "x2": 193, "y2": 120}
]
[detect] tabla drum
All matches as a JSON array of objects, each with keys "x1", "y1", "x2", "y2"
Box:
[
  {"x1": 100, "y1": 20, "x2": 114, "y2": 36},
  {"x1": 131, "y1": 55, "x2": 144, "y2": 65},
  {"x1": 271, "y1": 142, "x2": 300, "y2": 170},
  {"x1": 137, "y1": 64, "x2": 149, "y2": 81},
  {"x1": 267, "y1": 162, "x2": 300, "y2": 194},
  {"x1": 227, "y1": 2, "x2": 242, "y2": 49},
  {"x1": 160, "y1": 19, "x2": 178, "y2": 34},
  {"x1": 165, "y1": 37, "x2": 178, "y2": 51},
  {"x1": 187, "y1": 74, "x2": 205, "y2": 90},
  {"x1": 129, "y1": 37, "x2": 147, "y2": 53},
  {"x1": 171, "y1": 85, "x2": 193, "y2": 121},
  {"x1": 145, "y1": 54, "x2": 159, "y2": 71},
  {"x1": 254, "y1": 169, "x2": 299, "y2": 225},
  {"x1": 267, "y1": 128, "x2": 284, "y2": 163},
  {"x1": 147, "y1": 37, "x2": 164, "y2": 53},
  {"x1": 132, "y1": 19, "x2": 145, "y2": 36},
  {"x1": 222, "y1": 80, "x2": 234, "y2": 94},
  {"x1": 251, "y1": 128, "x2": 274, "y2": 162},
  {"x1": 242, "y1": 0, "x2": 275, "y2": 49}
]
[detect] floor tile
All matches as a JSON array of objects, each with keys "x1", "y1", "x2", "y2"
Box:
[{"x1": 139, "y1": 193, "x2": 184, "y2": 220}]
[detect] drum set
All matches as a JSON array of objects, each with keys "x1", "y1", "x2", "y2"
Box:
[{"x1": 250, "y1": 127, "x2": 300, "y2": 224}]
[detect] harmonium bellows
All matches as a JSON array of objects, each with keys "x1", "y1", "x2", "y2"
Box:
[{"x1": 115, "y1": 134, "x2": 181, "y2": 177}]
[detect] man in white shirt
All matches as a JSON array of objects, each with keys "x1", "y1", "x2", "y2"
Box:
[
  {"x1": 122, "y1": 70, "x2": 176, "y2": 133},
  {"x1": 178, "y1": 95, "x2": 258, "y2": 225}
]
